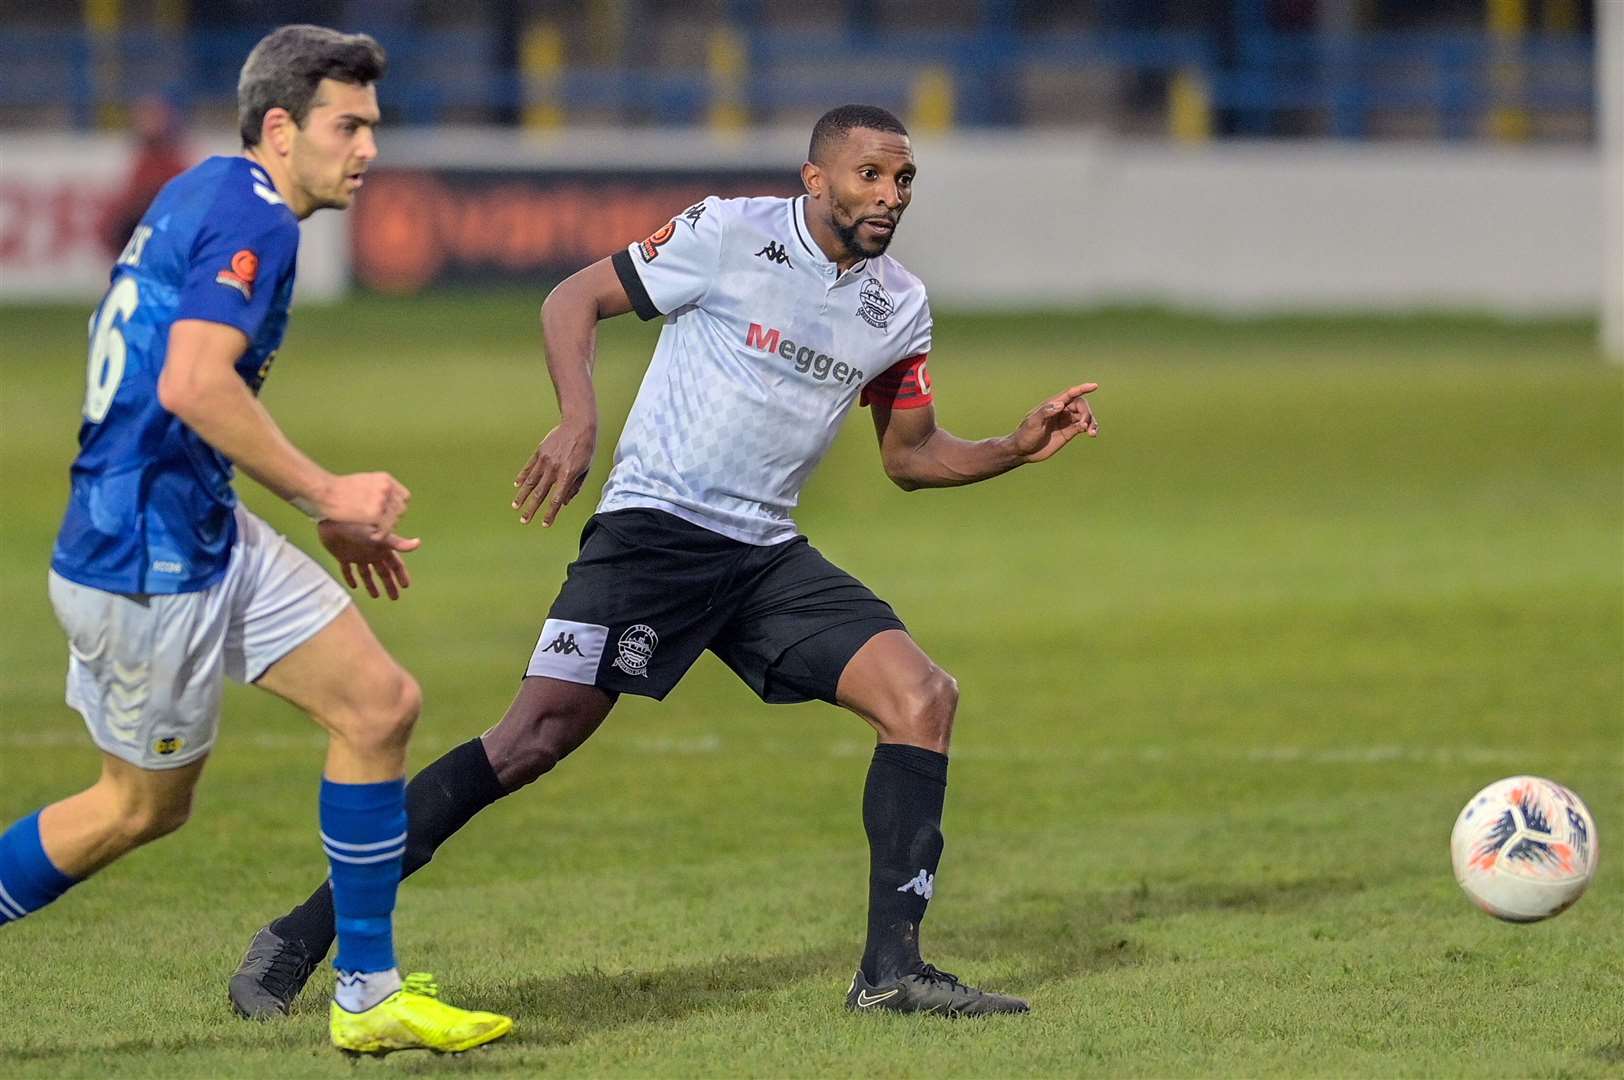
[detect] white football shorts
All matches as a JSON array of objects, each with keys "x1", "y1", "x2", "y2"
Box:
[{"x1": 47, "y1": 506, "x2": 351, "y2": 770}]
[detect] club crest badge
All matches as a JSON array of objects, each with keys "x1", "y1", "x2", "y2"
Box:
[
  {"x1": 612, "y1": 624, "x2": 659, "y2": 677},
  {"x1": 857, "y1": 278, "x2": 894, "y2": 329}
]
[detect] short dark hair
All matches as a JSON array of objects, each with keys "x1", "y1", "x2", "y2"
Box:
[
  {"x1": 808, "y1": 104, "x2": 909, "y2": 164},
  {"x1": 238, "y1": 25, "x2": 386, "y2": 148}
]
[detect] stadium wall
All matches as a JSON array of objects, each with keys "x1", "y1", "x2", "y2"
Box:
[
  {"x1": 0, "y1": 134, "x2": 347, "y2": 304},
  {"x1": 0, "y1": 130, "x2": 1602, "y2": 317}
]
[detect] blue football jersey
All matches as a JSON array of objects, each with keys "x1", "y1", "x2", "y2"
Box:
[{"x1": 51, "y1": 155, "x2": 300, "y2": 594}]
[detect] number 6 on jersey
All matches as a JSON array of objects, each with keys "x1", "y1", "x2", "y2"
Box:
[{"x1": 84, "y1": 277, "x2": 140, "y2": 423}]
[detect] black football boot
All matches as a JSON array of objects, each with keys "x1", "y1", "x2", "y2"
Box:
[
  {"x1": 229, "y1": 925, "x2": 318, "y2": 1019},
  {"x1": 845, "y1": 963, "x2": 1029, "y2": 1016}
]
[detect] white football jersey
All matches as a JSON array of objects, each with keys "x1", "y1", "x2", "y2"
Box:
[{"x1": 602, "y1": 195, "x2": 934, "y2": 545}]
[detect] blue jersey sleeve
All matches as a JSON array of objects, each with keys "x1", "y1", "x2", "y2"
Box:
[{"x1": 175, "y1": 213, "x2": 299, "y2": 340}]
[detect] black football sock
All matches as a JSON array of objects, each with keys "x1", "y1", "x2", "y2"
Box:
[
  {"x1": 270, "y1": 738, "x2": 508, "y2": 960},
  {"x1": 859, "y1": 743, "x2": 949, "y2": 984}
]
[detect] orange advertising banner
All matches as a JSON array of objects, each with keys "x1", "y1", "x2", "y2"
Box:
[{"x1": 351, "y1": 168, "x2": 802, "y2": 294}]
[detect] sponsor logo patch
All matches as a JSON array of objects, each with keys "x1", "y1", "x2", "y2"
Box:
[
  {"x1": 612, "y1": 624, "x2": 659, "y2": 677},
  {"x1": 743, "y1": 323, "x2": 864, "y2": 386},
  {"x1": 639, "y1": 220, "x2": 676, "y2": 263},
  {"x1": 215, "y1": 249, "x2": 259, "y2": 300},
  {"x1": 857, "y1": 277, "x2": 894, "y2": 329}
]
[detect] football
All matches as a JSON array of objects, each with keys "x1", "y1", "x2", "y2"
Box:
[{"x1": 1450, "y1": 776, "x2": 1598, "y2": 922}]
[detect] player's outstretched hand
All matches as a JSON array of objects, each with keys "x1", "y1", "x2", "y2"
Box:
[
  {"x1": 313, "y1": 471, "x2": 411, "y2": 540},
  {"x1": 513, "y1": 420, "x2": 596, "y2": 528},
  {"x1": 1009, "y1": 383, "x2": 1099, "y2": 463},
  {"x1": 317, "y1": 520, "x2": 420, "y2": 601}
]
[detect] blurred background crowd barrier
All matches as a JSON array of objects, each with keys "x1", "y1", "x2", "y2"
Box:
[{"x1": 0, "y1": 1, "x2": 1618, "y2": 352}]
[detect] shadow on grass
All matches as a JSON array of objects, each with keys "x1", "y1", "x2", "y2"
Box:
[
  {"x1": 412, "y1": 872, "x2": 1359, "y2": 1058},
  {"x1": 0, "y1": 874, "x2": 1355, "y2": 1065},
  {"x1": 940, "y1": 873, "x2": 1364, "y2": 992}
]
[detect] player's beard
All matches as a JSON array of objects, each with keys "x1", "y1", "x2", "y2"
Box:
[{"x1": 833, "y1": 210, "x2": 895, "y2": 259}]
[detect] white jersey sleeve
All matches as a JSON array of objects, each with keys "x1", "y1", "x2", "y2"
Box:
[
  {"x1": 611, "y1": 197, "x2": 727, "y2": 319},
  {"x1": 901, "y1": 296, "x2": 933, "y2": 359}
]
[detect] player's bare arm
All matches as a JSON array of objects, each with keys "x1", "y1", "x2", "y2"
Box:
[
  {"x1": 513, "y1": 256, "x2": 634, "y2": 526},
  {"x1": 871, "y1": 381, "x2": 1099, "y2": 490},
  {"x1": 158, "y1": 319, "x2": 412, "y2": 541}
]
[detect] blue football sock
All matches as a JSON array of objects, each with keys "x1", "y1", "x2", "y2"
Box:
[
  {"x1": 0, "y1": 810, "x2": 78, "y2": 927},
  {"x1": 320, "y1": 778, "x2": 405, "y2": 975}
]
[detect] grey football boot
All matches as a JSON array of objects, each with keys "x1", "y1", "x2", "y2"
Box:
[
  {"x1": 229, "y1": 925, "x2": 318, "y2": 1018},
  {"x1": 845, "y1": 964, "x2": 1030, "y2": 1016}
]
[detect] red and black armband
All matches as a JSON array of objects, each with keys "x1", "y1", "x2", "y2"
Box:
[{"x1": 860, "y1": 354, "x2": 934, "y2": 410}]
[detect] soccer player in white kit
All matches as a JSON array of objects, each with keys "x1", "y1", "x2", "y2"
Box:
[{"x1": 232, "y1": 104, "x2": 1098, "y2": 1018}]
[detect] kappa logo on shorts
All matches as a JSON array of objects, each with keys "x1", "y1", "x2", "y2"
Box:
[
  {"x1": 612, "y1": 624, "x2": 659, "y2": 677},
  {"x1": 541, "y1": 631, "x2": 584, "y2": 656},
  {"x1": 526, "y1": 619, "x2": 607, "y2": 684}
]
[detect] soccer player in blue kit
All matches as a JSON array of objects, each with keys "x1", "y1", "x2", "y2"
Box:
[{"x1": 0, "y1": 25, "x2": 511, "y2": 1057}]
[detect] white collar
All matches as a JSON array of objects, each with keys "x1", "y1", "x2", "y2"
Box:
[{"x1": 793, "y1": 196, "x2": 868, "y2": 279}]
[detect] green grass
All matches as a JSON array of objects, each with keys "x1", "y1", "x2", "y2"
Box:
[{"x1": 1, "y1": 297, "x2": 1620, "y2": 1077}]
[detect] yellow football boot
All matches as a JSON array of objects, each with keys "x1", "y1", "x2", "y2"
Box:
[{"x1": 330, "y1": 972, "x2": 512, "y2": 1056}]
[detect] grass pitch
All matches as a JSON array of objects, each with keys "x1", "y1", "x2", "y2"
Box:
[{"x1": 1, "y1": 298, "x2": 1620, "y2": 1078}]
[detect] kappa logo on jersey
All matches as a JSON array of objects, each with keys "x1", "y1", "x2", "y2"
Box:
[
  {"x1": 857, "y1": 278, "x2": 894, "y2": 329},
  {"x1": 215, "y1": 249, "x2": 259, "y2": 300},
  {"x1": 745, "y1": 323, "x2": 865, "y2": 387},
  {"x1": 897, "y1": 869, "x2": 934, "y2": 899},
  {"x1": 681, "y1": 202, "x2": 707, "y2": 228},
  {"x1": 754, "y1": 240, "x2": 793, "y2": 267},
  {"x1": 541, "y1": 631, "x2": 584, "y2": 656},
  {"x1": 612, "y1": 624, "x2": 659, "y2": 676},
  {"x1": 639, "y1": 220, "x2": 677, "y2": 263}
]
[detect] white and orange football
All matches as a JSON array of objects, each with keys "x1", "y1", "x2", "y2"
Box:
[{"x1": 1451, "y1": 776, "x2": 1598, "y2": 922}]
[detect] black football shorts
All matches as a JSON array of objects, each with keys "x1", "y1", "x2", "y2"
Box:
[
  {"x1": 524, "y1": 508, "x2": 905, "y2": 704},
  {"x1": 519, "y1": 509, "x2": 902, "y2": 704}
]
